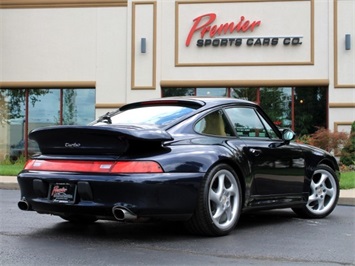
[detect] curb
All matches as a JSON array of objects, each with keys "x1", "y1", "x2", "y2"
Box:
[
  {"x1": 338, "y1": 198, "x2": 355, "y2": 206},
  {"x1": 0, "y1": 182, "x2": 19, "y2": 190}
]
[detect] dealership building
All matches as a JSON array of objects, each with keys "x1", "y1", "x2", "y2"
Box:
[{"x1": 0, "y1": 0, "x2": 354, "y2": 159}]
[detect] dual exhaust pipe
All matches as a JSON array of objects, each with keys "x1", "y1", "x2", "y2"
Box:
[{"x1": 18, "y1": 199, "x2": 137, "y2": 222}]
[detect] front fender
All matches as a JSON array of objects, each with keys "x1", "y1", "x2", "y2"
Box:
[{"x1": 297, "y1": 143, "x2": 340, "y2": 190}]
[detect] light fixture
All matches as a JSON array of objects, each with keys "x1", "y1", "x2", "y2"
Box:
[
  {"x1": 345, "y1": 34, "x2": 351, "y2": 50},
  {"x1": 141, "y1": 38, "x2": 146, "y2": 53}
]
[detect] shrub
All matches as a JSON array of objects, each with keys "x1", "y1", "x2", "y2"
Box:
[
  {"x1": 295, "y1": 134, "x2": 312, "y2": 145},
  {"x1": 340, "y1": 121, "x2": 355, "y2": 166},
  {"x1": 296, "y1": 127, "x2": 348, "y2": 155},
  {"x1": 309, "y1": 127, "x2": 348, "y2": 154},
  {"x1": 0, "y1": 154, "x2": 27, "y2": 166},
  {"x1": 0, "y1": 155, "x2": 13, "y2": 166}
]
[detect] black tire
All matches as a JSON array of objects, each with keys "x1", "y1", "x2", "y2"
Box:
[
  {"x1": 185, "y1": 164, "x2": 242, "y2": 236},
  {"x1": 292, "y1": 164, "x2": 339, "y2": 218},
  {"x1": 60, "y1": 214, "x2": 98, "y2": 224}
]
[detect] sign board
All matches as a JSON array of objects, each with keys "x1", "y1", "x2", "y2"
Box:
[{"x1": 175, "y1": 0, "x2": 313, "y2": 66}]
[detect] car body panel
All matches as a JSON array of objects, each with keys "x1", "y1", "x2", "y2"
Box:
[
  {"x1": 18, "y1": 171, "x2": 203, "y2": 220},
  {"x1": 17, "y1": 97, "x2": 339, "y2": 225}
]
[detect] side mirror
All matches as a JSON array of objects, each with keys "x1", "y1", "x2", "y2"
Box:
[{"x1": 282, "y1": 129, "x2": 296, "y2": 144}]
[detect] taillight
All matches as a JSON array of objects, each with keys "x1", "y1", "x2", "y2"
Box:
[{"x1": 24, "y1": 159, "x2": 163, "y2": 173}]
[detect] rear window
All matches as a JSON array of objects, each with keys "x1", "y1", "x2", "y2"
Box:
[{"x1": 109, "y1": 106, "x2": 196, "y2": 126}]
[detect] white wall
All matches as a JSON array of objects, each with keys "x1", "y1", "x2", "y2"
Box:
[
  {"x1": 328, "y1": 0, "x2": 355, "y2": 133},
  {"x1": 0, "y1": 7, "x2": 128, "y2": 109}
]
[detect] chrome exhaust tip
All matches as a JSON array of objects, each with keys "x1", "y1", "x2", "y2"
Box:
[
  {"x1": 18, "y1": 200, "x2": 30, "y2": 211},
  {"x1": 112, "y1": 207, "x2": 137, "y2": 221}
]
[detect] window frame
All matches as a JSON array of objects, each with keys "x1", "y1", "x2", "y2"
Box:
[{"x1": 224, "y1": 106, "x2": 279, "y2": 140}]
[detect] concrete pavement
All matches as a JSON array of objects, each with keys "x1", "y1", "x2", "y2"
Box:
[{"x1": 1, "y1": 175, "x2": 354, "y2": 206}]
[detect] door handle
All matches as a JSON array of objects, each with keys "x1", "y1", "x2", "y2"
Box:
[{"x1": 250, "y1": 148, "x2": 262, "y2": 156}]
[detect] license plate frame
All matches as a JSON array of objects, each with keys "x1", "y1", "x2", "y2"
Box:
[{"x1": 49, "y1": 183, "x2": 77, "y2": 203}]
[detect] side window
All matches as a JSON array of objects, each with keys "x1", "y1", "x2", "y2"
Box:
[
  {"x1": 224, "y1": 107, "x2": 276, "y2": 139},
  {"x1": 195, "y1": 110, "x2": 234, "y2": 136},
  {"x1": 257, "y1": 113, "x2": 279, "y2": 139}
]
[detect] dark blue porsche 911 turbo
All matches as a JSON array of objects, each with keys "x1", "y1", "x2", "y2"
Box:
[{"x1": 17, "y1": 97, "x2": 340, "y2": 236}]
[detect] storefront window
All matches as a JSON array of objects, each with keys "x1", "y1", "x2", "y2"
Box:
[
  {"x1": 0, "y1": 88, "x2": 95, "y2": 162},
  {"x1": 196, "y1": 88, "x2": 227, "y2": 97},
  {"x1": 260, "y1": 87, "x2": 292, "y2": 129},
  {"x1": 230, "y1": 87, "x2": 257, "y2": 102},
  {"x1": 294, "y1": 87, "x2": 327, "y2": 135},
  {"x1": 28, "y1": 89, "x2": 61, "y2": 157},
  {"x1": 29, "y1": 89, "x2": 60, "y2": 131},
  {"x1": 63, "y1": 89, "x2": 95, "y2": 125},
  {"x1": 161, "y1": 86, "x2": 327, "y2": 136},
  {"x1": 161, "y1": 88, "x2": 194, "y2": 97},
  {"x1": 0, "y1": 89, "x2": 26, "y2": 162}
]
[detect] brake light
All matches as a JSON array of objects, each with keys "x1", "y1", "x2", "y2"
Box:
[{"x1": 24, "y1": 159, "x2": 163, "y2": 173}]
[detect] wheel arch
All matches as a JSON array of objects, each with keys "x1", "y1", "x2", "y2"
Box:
[
  {"x1": 318, "y1": 159, "x2": 339, "y2": 171},
  {"x1": 317, "y1": 158, "x2": 340, "y2": 179},
  {"x1": 304, "y1": 153, "x2": 340, "y2": 183}
]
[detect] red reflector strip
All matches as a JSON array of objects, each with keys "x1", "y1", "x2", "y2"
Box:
[
  {"x1": 24, "y1": 159, "x2": 163, "y2": 173},
  {"x1": 110, "y1": 161, "x2": 163, "y2": 173}
]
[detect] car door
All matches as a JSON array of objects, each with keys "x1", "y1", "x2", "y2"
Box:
[{"x1": 224, "y1": 106, "x2": 305, "y2": 198}]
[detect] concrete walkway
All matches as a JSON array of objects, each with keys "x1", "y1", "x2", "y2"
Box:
[{"x1": 1, "y1": 175, "x2": 354, "y2": 206}]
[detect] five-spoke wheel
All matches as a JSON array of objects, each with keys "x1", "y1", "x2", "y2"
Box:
[
  {"x1": 185, "y1": 164, "x2": 242, "y2": 236},
  {"x1": 208, "y1": 168, "x2": 240, "y2": 231},
  {"x1": 293, "y1": 164, "x2": 339, "y2": 218}
]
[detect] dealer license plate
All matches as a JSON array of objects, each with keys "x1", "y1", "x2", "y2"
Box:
[{"x1": 49, "y1": 183, "x2": 77, "y2": 203}]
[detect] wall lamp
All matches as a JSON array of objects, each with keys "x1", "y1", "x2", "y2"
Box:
[
  {"x1": 345, "y1": 34, "x2": 351, "y2": 50},
  {"x1": 141, "y1": 38, "x2": 146, "y2": 53}
]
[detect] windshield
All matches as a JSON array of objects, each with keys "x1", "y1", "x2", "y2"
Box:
[{"x1": 104, "y1": 106, "x2": 196, "y2": 126}]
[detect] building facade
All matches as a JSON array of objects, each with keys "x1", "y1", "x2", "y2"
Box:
[{"x1": 0, "y1": 0, "x2": 354, "y2": 160}]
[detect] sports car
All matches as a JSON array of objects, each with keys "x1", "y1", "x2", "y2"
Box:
[{"x1": 17, "y1": 97, "x2": 340, "y2": 236}]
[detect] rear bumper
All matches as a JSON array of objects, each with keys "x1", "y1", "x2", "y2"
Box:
[{"x1": 17, "y1": 171, "x2": 203, "y2": 221}]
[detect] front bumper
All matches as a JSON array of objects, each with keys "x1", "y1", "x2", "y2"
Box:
[{"x1": 17, "y1": 170, "x2": 203, "y2": 221}]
